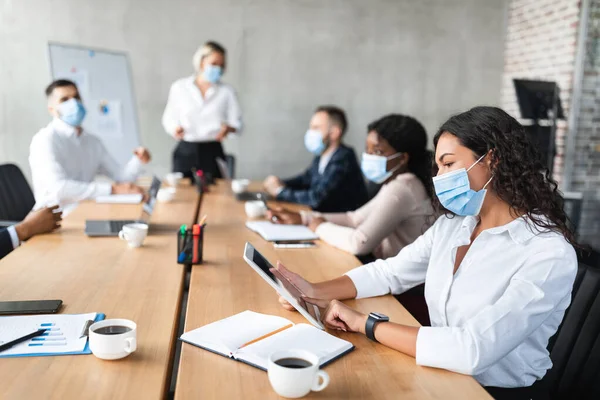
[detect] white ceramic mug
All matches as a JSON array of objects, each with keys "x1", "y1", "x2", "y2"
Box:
[
  {"x1": 118, "y1": 223, "x2": 148, "y2": 248},
  {"x1": 231, "y1": 179, "x2": 250, "y2": 194},
  {"x1": 165, "y1": 172, "x2": 184, "y2": 187},
  {"x1": 245, "y1": 201, "x2": 267, "y2": 218},
  {"x1": 89, "y1": 319, "x2": 137, "y2": 360},
  {"x1": 267, "y1": 349, "x2": 330, "y2": 398},
  {"x1": 157, "y1": 187, "x2": 176, "y2": 203}
]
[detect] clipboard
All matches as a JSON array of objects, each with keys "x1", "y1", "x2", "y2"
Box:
[{"x1": 0, "y1": 313, "x2": 106, "y2": 358}]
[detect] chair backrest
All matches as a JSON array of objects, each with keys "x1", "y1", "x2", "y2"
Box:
[
  {"x1": 541, "y1": 260, "x2": 600, "y2": 399},
  {"x1": 0, "y1": 164, "x2": 35, "y2": 222},
  {"x1": 225, "y1": 154, "x2": 236, "y2": 179}
]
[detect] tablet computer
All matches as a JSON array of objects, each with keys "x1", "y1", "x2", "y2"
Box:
[{"x1": 243, "y1": 242, "x2": 324, "y2": 329}]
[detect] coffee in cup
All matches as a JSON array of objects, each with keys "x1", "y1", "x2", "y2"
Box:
[
  {"x1": 267, "y1": 349, "x2": 329, "y2": 398},
  {"x1": 89, "y1": 319, "x2": 137, "y2": 360}
]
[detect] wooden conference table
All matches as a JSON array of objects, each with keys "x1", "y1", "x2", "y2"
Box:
[{"x1": 0, "y1": 180, "x2": 489, "y2": 399}]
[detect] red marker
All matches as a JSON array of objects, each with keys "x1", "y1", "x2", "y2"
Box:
[{"x1": 192, "y1": 224, "x2": 200, "y2": 263}]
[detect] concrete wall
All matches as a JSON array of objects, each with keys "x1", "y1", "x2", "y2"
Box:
[{"x1": 0, "y1": 0, "x2": 507, "y2": 181}]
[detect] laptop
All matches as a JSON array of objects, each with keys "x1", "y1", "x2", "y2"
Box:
[{"x1": 85, "y1": 176, "x2": 161, "y2": 237}]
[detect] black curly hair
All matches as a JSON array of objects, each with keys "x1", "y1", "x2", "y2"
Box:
[
  {"x1": 433, "y1": 106, "x2": 576, "y2": 246},
  {"x1": 368, "y1": 114, "x2": 433, "y2": 198}
]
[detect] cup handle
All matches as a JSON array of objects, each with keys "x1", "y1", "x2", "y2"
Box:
[
  {"x1": 311, "y1": 370, "x2": 329, "y2": 392},
  {"x1": 124, "y1": 337, "x2": 137, "y2": 353},
  {"x1": 118, "y1": 231, "x2": 128, "y2": 241}
]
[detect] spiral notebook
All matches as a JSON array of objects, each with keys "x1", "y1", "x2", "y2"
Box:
[
  {"x1": 180, "y1": 310, "x2": 354, "y2": 371},
  {"x1": 246, "y1": 221, "x2": 318, "y2": 242}
]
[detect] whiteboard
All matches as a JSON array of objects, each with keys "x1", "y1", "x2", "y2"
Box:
[{"x1": 47, "y1": 42, "x2": 140, "y2": 165}]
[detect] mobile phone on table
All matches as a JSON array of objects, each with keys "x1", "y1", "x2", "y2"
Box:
[
  {"x1": 0, "y1": 300, "x2": 63, "y2": 315},
  {"x1": 273, "y1": 241, "x2": 316, "y2": 249}
]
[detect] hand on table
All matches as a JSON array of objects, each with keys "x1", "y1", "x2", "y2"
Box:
[
  {"x1": 263, "y1": 175, "x2": 284, "y2": 197},
  {"x1": 266, "y1": 207, "x2": 302, "y2": 225},
  {"x1": 308, "y1": 216, "x2": 326, "y2": 232},
  {"x1": 15, "y1": 206, "x2": 62, "y2": 241},
  {"x1": 112, "y1": 182, "x2": 145, "y2": 196},
  {"x1": 133, "y1": 147, "x2": 152, "y2": 164},
  {"x1": 303, "y1": 297, "x2": 367, "y2": 333}
]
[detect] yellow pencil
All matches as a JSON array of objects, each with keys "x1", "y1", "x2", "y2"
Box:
[
  {"x1": 198, "y1": 214, "x2": 208, "y2": 226},
  {"x1": 239, "y1": 324, "x2": 293, "y2": 349}
]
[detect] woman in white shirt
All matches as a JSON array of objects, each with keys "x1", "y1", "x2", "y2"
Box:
[
  {"x1": 273, "y1": 106, "x2": 578, "y2": 399},
  {"x1": 162, "y1": 41, "x2": 242, "y2": 180}
]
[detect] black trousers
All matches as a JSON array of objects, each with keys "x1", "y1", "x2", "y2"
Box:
[
  {"x1": 172, "y1": 140, "x2": 225, "y2": 181},
  {"x1": 485, "y1": 383, "x2": 548, "y2": 400}
]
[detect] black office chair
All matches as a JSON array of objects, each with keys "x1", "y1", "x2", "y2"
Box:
[
  {"x1": 535, "y1": 256, "x2": 600, "y2": 399},
  {"x1": 0, "y1": 164, "x2": 36, "y2": 227},
  {"x1": 225, "y1": 154, "x2": 236, "y2": 179}
]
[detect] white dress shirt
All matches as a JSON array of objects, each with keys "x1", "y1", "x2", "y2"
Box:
[
  {"x1": 6, "y1": 226, "x2": 20, "y2": 249},
  {"x1": 346, "y1": 214, "x2": 577, "y2": 388},
  {"x1": 318, "y1": 149, "x2": 335, "y2": 174},
  {"x1": 162, "y1": 76, "x2": 242, "y2": 142},
  {"x1": 29, "y1": 118, "x2": 143, "y2": 206}
]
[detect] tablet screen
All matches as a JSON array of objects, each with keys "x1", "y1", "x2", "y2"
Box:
[{"x1": 248, "y1": 245, "x2": 321, "y2": 322}]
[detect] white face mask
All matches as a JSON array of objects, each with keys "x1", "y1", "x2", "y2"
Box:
[{"x1": 360, "y1": 152, "x2": 402, "y2": 184}]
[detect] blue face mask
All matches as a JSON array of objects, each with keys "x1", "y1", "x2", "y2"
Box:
[
  {"x1": 304, "y1": 129, "x2": 327, "y2": 155},
  {"x1": 203, "y1": 65, "x2": 223, "y2": 83},
  {"x1": 361, "y1": 152, "x2": 402, "y2": 184},
  {"x1": 432, "y1": 154, "x2": 493, "y2": 216},
  {"x1": 57, "y1": 98, "x2": 86, "y2": 127}
]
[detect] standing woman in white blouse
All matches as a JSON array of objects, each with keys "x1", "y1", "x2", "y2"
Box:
[
  {"x1": 162, "y1": 41, "x2": 242, "y2": 180},
  {"x1": 273, "y1": 106, "x2": 578, "y2": 399}
]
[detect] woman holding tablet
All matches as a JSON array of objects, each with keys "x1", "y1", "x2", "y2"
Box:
[
  {"x1": 267, "y1": 114, "x2": 432, "y2": 260},
  {"x1": 274, "y1": 107, "x2": 577, "y2": 399},
  {"x1": 162, "y1": 41, "x2": 242, "y2": 180}
]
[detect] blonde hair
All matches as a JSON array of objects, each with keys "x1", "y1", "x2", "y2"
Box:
[{"x1": 192, "y1": 41, "x2": 226, "y2": 73}]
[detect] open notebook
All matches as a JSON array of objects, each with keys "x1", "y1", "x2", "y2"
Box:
[
  {"x1": 246, "y1": 221, "x2": 318, "y2": 242},
  {"x1": 180, "y1": 311, "x2": 354, "y2": 371}
]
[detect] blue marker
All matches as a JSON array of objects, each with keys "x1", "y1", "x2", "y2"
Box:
[{"x1": 40, "y1": 323, "x2": 55, "y2": 327}]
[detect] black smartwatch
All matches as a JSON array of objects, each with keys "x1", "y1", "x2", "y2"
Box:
[{"x1": 365, "y1": 312, "x2": 389, "y2": 342}]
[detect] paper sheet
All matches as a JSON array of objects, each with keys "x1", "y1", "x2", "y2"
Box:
[
  {"x1": 94, "y1": 100, "x2": 123, "y2": 138},
  {"x1": 246, "y1": 221, "x2": 319, "y2": 241},
  {"x1": 95, "y1": 194, "x2": 143, "y2": 204},
  {"x1": 0, "y1": 313, "x2": 96, "y2": 356}
]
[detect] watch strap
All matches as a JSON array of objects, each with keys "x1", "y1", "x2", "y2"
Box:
[{"x1": 365, "y1": 315, "x2": 378, "y2": 342}]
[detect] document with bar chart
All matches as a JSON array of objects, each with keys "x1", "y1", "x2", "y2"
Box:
[{"x1": 0, "y1": 313, "x2": 101, "y2": 357}]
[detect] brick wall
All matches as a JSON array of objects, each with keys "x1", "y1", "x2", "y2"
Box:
[
  {"x1": 500, "y1": 0, "x2": 580, "y2": 183},
  {"x1": 571, "y1": 0, "x2": 600, "y2": 249}
]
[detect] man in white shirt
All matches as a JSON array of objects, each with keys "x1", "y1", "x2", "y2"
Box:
[{"x1": 29, "y1": 79, "x2": 151, "y2": 206}]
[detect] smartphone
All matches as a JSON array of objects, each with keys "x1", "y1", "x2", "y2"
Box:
[
  {"x1": 0, "y1": 300, "x2": 63, "y2": 315},
  {"x1": 273, "y1": 241, "x2": 316, "y2": 249}
]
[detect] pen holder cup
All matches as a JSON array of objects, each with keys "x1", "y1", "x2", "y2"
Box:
[{"x1": 177, "y1": 228, "x2": 204, "y2": 265}]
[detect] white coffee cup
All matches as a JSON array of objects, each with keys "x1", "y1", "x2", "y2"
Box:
[
  {"x1": 268, "y1": 350, "x2": 330, "y2": 398},
  {"x1": 157, "y1": 187, "x2": 176, "y2": 203},
  {"x1": 89, "y1": 319, "x2": 137, "y2": 360},
  {"x1": 118, "y1": 223, "x2": 148, "y2": 248},
  {"x1": 165, "y1": 172, "x2": 184, "y2": 187},
  {"x1": 245, "y1": 200, "x2": 267, "y2": 218},
  {"x1": 231, "y1": 179, "x2": 250, "y2": 194}
]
